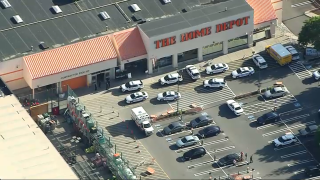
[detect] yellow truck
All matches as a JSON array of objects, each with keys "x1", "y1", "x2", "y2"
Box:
[{"x1": 265, "y1": 44, "x2": 292, "y2": 66}]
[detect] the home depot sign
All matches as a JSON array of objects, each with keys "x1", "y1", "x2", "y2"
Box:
[{"x1": 154, "y1": 16, "x2": 250, "y2": 49}]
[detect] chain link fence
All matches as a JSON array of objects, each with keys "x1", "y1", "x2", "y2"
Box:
[{"x1": 67, "y1": 86, "x2": 137, "y2": 180}]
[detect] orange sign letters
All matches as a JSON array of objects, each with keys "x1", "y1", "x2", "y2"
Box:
[{"x1": 154, "y1": 16, "x2": 250, "y2": 49}]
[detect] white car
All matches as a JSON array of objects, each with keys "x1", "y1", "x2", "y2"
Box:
[
  {"x1": 203, "y1": 78, "x2": 226, "y2": 89},
  {"x1": 157, "y1": 91, "x2": 181, "y2": 101},
  {"x1": 125, "y1": 92, "x2": 148, "y2": 104},
  {"x1": 120, "y1": 80, "x2": 143, "y2": 92},
  {"x1": 252, "y1": 54, "x2": 268, "y2": 69},
  {"x1": 273, "y1": 132, "x2": 297, "y2": 147},
  {"x1": 226, "y1": 100, "x2": 243, "y2": 116},
  {"x1": 313, "y1": 70, "x2": 320, "y2": 80},
  {"x1": 264, "y1": 86, "x2": 289, "y2": 99},
  {"x1": 186, "y1": 65, "x2": 201, "y2": 80},
  {"x1": 231, "y1": 67, "x2": 254, "y2": 79},
  {"x1": 176, "y1": 135, "x2": 200, "y2": 148},
  {"x1": 159, "y1": 73, "x2": 183, "y2": 85},
  {"x1": 205, "y1": 63, "x2": 229, "y2": 74},
  {"x1": 285, "y1": 46, "x2": 300, "y2": 61}
]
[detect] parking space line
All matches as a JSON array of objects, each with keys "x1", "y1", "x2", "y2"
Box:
[
  {"x1": 279, "y1": 108, "x2": 303, "y2": 116},
  {"x1": 188, "y1": 159, "x2": 216, "y2": 169},
  {"x1": 207, "y1": 146, "x2": 235, "y2": 154},
  {"x1": 287, "y1": 159, "x2": 315, "y2": 167},
  {"x1": 194, "y1": 168, "x2": 221, "y2": 176},
  {"x1": 257, "y1": 114, "x2": 310, "y2": 130},
  {"x1": 293, "y1": 169, "x2": 305, "y2": 174},
  {"x1": 226, "y1": 85, "x2": 236, "y2": 97},
  {"x1": 281, "y1": 150, "x2": 307, "y2": 159},
  {"x1": 262, "y1": 121, "x2": 315, "y2": 137},
  {"x1": 306, "y1": 176, "x2": 320, "y2": 180},
  {"x1": 274, "y1": 143, "x2": 302, "y2": 151},
  {"x1": 175, "y1": 139, "x2": 229, "y2": 153},
  {"x1": 161, "y1": 130, "x2": 192, "y2": 138}
]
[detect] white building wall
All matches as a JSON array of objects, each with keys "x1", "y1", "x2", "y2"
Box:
[
  {"x1": 31, "y1": 59, "x2": 117, "y2": 89},
  {"x1": 271, "y1": 0, "x2": 283, "y2": 24},
  {"x1": 0, "y1": 57, "x2": 28, "y2": 90},
  {"x1": 145, "y1": 11, "x2": 254, "y2": 60}
]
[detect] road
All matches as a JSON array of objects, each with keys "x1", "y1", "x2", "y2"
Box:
[{"x1": 283, "y1": 0, "x2": 317, "y2": 36}]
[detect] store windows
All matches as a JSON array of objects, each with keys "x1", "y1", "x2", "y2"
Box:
[
  {"x1": 203, "y1": 42, "x2": 223, "y2": 56},
  {"x1": 155, "y1": 56, "x2": 172, "y2": 69},
  {"x1": 253, "y1": 27, "x2": 270, "y2": 41},
  {"x1": 178, "y1": 49, "x2": 198, "y2": 62},
  {"x1": 228, "y1": 35, "x2": 248, "y2": 49}
]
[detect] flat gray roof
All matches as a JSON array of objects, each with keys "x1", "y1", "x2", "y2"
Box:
[
  {"x1": 0, "y1": 0, "x2": 229, "y2": 61},
  {"x1": 139, "y1": 0, "x2": 253, "y2": 37}
]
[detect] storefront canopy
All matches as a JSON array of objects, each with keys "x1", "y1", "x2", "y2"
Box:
[{"x1": 23, "y1": 35, "x2": 117, "y2": 80}]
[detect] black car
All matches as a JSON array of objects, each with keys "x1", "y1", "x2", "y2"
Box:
[
  {"x1": 163, "y1": 122, "x2": 185, "y2": 135},
  {"x1": 182, "y1": 147, "x2": 206, "y2": 160},
  {"x1": 257, "y1": 112, "x2": 279, "y2": 125},
  {"x1": 305, "y1": 164, "x2": 320, "y2": 177},
  {"x1": 218, "y1": 153, "x2": 241, "y2": 166},
  {"x1": 189, "y1": 114, "x2": 214, "y2": 128},
  {"x1": 197, "y1": 126, "x2": 221, "y2": 138}
]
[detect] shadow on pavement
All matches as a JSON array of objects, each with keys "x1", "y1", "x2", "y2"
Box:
[
  {"x1": 156, "y1": 131, "x2": 164, "y2": 138},
  {"x1": 302, "y1": 77, "x2": 317, "y2": 85},
  {"x1": 176, "y1": 157, "x2": 185, "y2": 163},
  {"x1": 194, "y1": 85, "x2": 223, "y2": 93},
  {"x1": 111, "y1": 88, "x2": 130, "y2": 96},
  {"x1": 117, "y1": 100, "x2": 127, "y2": 107},
  {"x1": 169, "y1": 144, "x2": 179, "y2": 151},
  {"x1": 218, "y1": 104, "x2": 238, "y2": 119},
  {"x1": 149, "y1": 97, "x2": 167, "y2": 105},
  {"x1": 249, "y1": 121, "x2": 259, "y2": 128}
]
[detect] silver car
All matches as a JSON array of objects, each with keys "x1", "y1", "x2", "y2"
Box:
[
  {"x1": 176, "y1": 135, "x2": 200, "y2": 148},
  {"x1": 264, "y1": 86, "x2": 289, "y2": 99}
]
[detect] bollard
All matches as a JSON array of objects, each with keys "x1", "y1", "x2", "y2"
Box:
[
  {"x1": 112, "y1": 106, "x2": 115, "y2": 113},
  {"x1": 118, "y1": 112, "x2": 120, "y2": 117},
  {"x1": 137, "y1": 150, "x2": 141, "y2": 153}
]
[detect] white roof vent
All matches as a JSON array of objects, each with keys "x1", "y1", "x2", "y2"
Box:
[
  {"x1": 130, "y1": 4, "x2": 141, "y2": 12},
  {"x1": 52, "y1": 5, "x2": 62, "y2": 14},
  {"x1": 99, "y1": 11, "x2": 110, "y2": 20},
  {"x1": 162, "y1": 0, "x2": 171, "y2": 4},
  {"x1": 1, "y1": 0, "x2": 11, "y2": 8},
  {"x1": 13, "y1": 15, "x2": 23, "y2": 23}
]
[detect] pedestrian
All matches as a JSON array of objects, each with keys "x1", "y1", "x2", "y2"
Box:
[
  {"x1": 245, "y1": 153, "x2": 248, "y2": 160},
  {"x1": 241, "y1": 152, "x2": 244, "y2": 161},
  {"x1": 106, "y1": 78, "x2": 110, "y2": 87},
  {"x1": 94, "y1": 83, "x2": 97, "y2": 91},
  {"x1": 250, "y1": 155, "x2": 253, "y2": 163},
  {"x1": 106, "y1": 82, "x2": 109, "y2": 90},
  {"x1": 201, "y1": 139, "x2": 204, "y2": 146},
  {"x1": 190, "y1": 128, "x2": 193, "y2": 135}
]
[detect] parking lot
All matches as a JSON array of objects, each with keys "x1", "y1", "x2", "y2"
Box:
[{"x1": 79, "y1": 53, "x2": 320, "y2": 179}]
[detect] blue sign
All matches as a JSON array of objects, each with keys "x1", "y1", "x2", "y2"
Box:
[
  {"x1": 248, "y1": 115, "x2": 255, "y2": 121},
  {"x1": 166, "y1": 138, "x2": 172, "y2": 142},
  {"x1": 294, "y1": 102, "x2": 301, "y2": 107}
]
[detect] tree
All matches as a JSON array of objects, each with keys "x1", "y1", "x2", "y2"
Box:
[{"x1": 298, "y1": 16, "x2": 320, "y2": 50}]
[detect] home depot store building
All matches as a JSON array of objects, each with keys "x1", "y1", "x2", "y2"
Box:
[{"x1": 0, "y1": 0, "x2": 280, "y2": 93}]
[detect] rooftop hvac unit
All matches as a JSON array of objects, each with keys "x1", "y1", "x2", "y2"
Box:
[
  {"x1": 13, "y1": 15, "x2": 23, "y2": 23},
  {"x1": 1, "y1": 0, "x2": 11, "y2": 8},
  {"x1": 52, "y1": 5, "x2": 62, "y2": 14},
  {"x1": 99, "y1": 11, "x2": 110, "y2": 20},
  {"x1": 130, "y1": 4, "x2": 141, "y2": 12}
]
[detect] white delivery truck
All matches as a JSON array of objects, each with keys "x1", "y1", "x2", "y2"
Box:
[{"x1": 131, "y1": 107, "x2": 154, "y2": 136}]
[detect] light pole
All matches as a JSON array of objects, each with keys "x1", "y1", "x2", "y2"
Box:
[{"x1": 176, "y1": 68, "x2": 180, "y2": 115}]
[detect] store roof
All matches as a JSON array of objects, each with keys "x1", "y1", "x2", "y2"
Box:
[
  {"x1": 0, "y1": 0, "x2": 208, "y2": 62},
  {"x1": 0, "y1": 95, "x2": 78, "y2": 179},
  {"x1": 246, "y1": 0, "x2": 277, "y2": 25},
  {"x1": 113, "y1": 27, "x2": 147, "y2": 61},
  {"x1": 23, "y1": 35, "x2": 117, "y2": 79},
  {"x1": 138, "y1": 0, "x2": 252, "y2": 38}
]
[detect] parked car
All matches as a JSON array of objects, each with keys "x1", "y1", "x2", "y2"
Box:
[
  {"x1": 120, "y1": 80, "x2": 143, "y2": 92},
  {"x1": 313, "y1": 69, "x2": 320, "y2": 80},
  {"x1": 226, "y1": 100, "x2": 243, "y2": 116},
  {"x1": 159, "y1": 73, "x2": 183, "y2": 85},
  {"x1": 182, "y1": 147, "x2": 206, "y2": 161},
  {"x1": 252, "y1": 54, "x2": 268, "y2": 69},
  {"x1": 125, "y1": 92, "x2": 148, "y2": 104},
  {"x1": 186, "y1": 65, "x2": 201, "y2": 80},
  {"x1": 205, "y1": 63, "x2": 229, "y2": 74},
  {"x1": 264, "y1": 86, "x2": 289, "y2": 99},
  {"x1": 197, "y1": 125, "x2": 221, "y2": 138},
  {"x1": 285, "y1": 46, "x2": 300, "y2": 61},
  {"x1": 298, "y1": 125, "x2": 318, "y2": 137},
  {"x1": 218, "y1": 153, "x2": 241, "y2": 166},
  {"x1": 163, "y1": 122, "x2": 185, "y2": 135},
  {"x1": 273, "y1": 132, "x2": 297, "y2": 147},
  {"x1": 203, "y1": 78, "x2": 226, "y2": 89},
  {"x1": 176, "y1": 135, "x2": 200, "y2": 148},
  {"x1": 231, "y1": 67, "x2": 254, "y2": 79},
  {"x1": 157, "y1": 91, "x2": 181, "y2": 101},
  {"x1": 189, "y1": 113, "x2": 214, "y2": 128},
  {"x1": 305, "y1": 164, "x2": 320, "y2": 177},
  {"x1": 256, "y1": 112, "x2": 280, "y2": 125}
]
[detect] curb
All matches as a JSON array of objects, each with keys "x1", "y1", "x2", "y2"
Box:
[
  {"x1": 304, "y1": 9, "x2": 319, "y2": 18},
  {"x1": 234, "y1": 90, "x2": 260, "y2": 100}
]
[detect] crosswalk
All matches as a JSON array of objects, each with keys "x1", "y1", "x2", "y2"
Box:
[
  {"x1": 242, "y1": 95, "x2": 297, "y2": 115},
  {"x1": 289, "y1": 62, "x2": 312, "y2": 79},
  {"x1": 291, "y1": 0, "x2": 314, "y2": 8}
]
